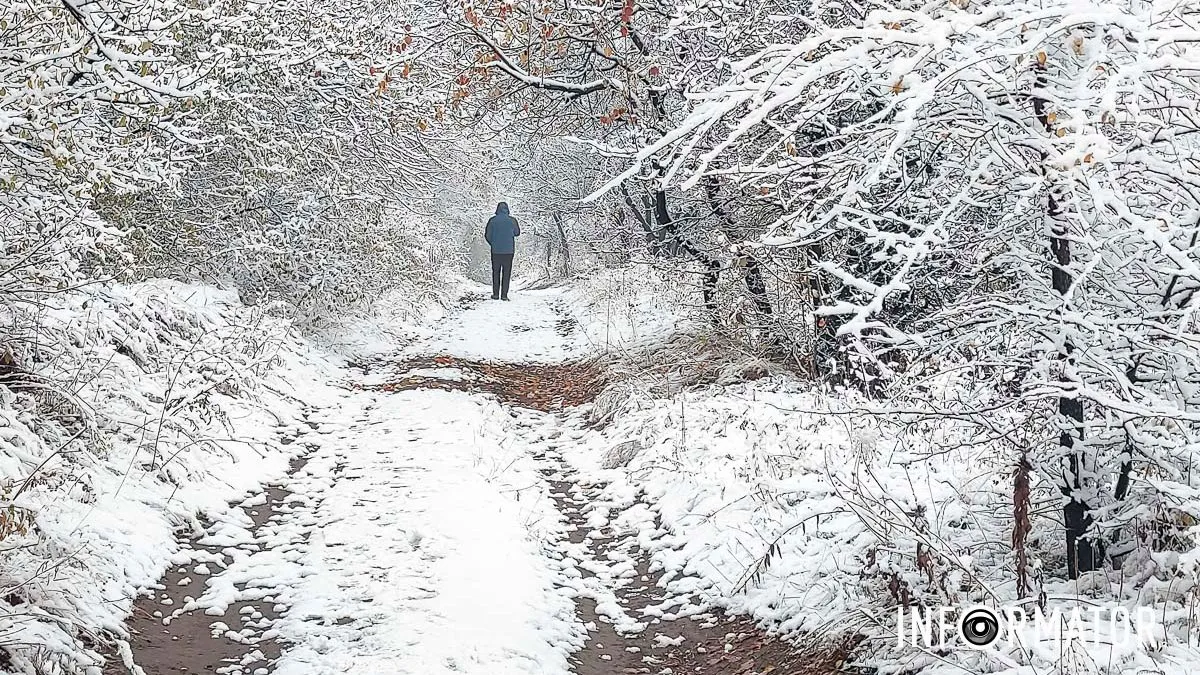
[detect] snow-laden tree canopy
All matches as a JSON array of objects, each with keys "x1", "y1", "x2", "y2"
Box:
[
  {"x1": 613, "y1": 0, "x2": 1200, "y2": 578},
  {"x1": 3, "y1": 0, "x2": 506, "y2": 323}
]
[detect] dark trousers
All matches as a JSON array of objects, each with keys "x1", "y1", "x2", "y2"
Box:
[{"x1": 491, "y1": 252, "x2": 513, "y2": 299}]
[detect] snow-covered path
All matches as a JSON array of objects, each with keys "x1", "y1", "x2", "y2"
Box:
[
  {"x1": 400, "y1": 288, "x2": 595, "y2": 363},
  {"x1": 123, "y1": 290, "x2": 589, "y2": 675},
  {"x1": 270, "y1": 388, "x2": 579, "y2": 674},
  {"x1": 120, "y1": 288, "x2": 824, "y2": 675},
  {"x1": 271, "y1": 290, "x2": 588, "y2": 674}
]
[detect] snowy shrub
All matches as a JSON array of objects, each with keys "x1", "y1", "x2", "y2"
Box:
[
  {"x1": 0, "y1": 281, "x2": 310, "y2": 672},
  {"x1": 587, "y1": 0, "x2": 1200, "y2": 653}
]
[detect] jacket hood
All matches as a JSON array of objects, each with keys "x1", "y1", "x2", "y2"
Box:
[{"x1": 495, "y1": 202, "x2": 510, "y2": 215}]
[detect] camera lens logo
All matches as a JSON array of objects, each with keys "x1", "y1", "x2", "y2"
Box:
[{"x1": 958, "y1": 606, "x2": 1001, "y2": 648}]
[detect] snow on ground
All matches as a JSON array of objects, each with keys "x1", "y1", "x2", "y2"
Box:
[
  {"x1": 224, "y1": 279, "x2": 687, "y2": 674},
  {"x1": 400, "y1": 287, "x2": 594, "y2": 363},
  {"x1": 258, "y1": 289, "x2": 594, "y2": 673},
  {"x1": 0, "y1": 281, "x2": 329, "y2": 673},
  {"x1": 244, "y1": 389, "x2": 581, "y2": 675},
  {"x1": 309, "y1": 276, "x2": 459, "y2": 358},
  {"x1": 17, "y1": 267, "x2": 1186, "y2": 675},
  {"x1": 1, "y1": 279, "x2": 598, "y2": 674},
  {"x1": 551, "y1": 364, "x2": 1196, "y2": 675},
  {"x1": 333, "y1": 269, "x2": 692, "y2": 365},
  {"x1": 116, "y1": 285, "x2": 594, "y2": 675},
  {"x1": 556, "y1": 382, "x2": 870, "y2": 629},
  {"x1": 3, "y1": 270, "x2": 756, "y2": 675}
]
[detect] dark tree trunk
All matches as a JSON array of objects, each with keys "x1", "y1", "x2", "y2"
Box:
[
  {"x1": 621, "y1": 183, "x2": 672, "y2": 256},
  {"x1": 1060, "y1": 383, "x2": 1095, "y2": 577},
  {"x1": 653, "y1": 189, "x2": 719, "y2": 313},
  {"x1": 1034, "y1": 61, "x2": 1097, "y2": 578},
  {"x1": 553, "y1": 213, "x2": 571, "y2": 276},
  {"x1": 703, "y1": 176, "x2": 775, "y2": 329},
  {"x1": 743, "y1": 256, "x2": 773, "y2": 320}
]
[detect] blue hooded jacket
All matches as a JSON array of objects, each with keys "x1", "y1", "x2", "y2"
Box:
[{"x1": 485, "y1": 202, "x2": 520, "y2": 254}]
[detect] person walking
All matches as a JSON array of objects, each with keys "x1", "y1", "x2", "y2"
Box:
[{"x1": 484, "y1": 202, "x2": 520, "y2": 300}]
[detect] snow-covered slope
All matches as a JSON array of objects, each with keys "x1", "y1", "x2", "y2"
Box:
[
  {"x1": 545, "y1": 278, "x2": 1196, "y2": 675},
  {"x1": 0, "y1": 281, "x2": 335, "y2": 673}
]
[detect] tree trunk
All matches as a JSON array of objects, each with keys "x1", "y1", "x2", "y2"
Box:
[
  {"x1": 742, "y1": 256, "x2": 773, "y2": 320},
  {"x1": 1034, "y1": 61, "x2": 1097, "y2": 578},
  {"x1": 621, "y1": 183, "x2": 670, "y2": 256},
  {"x1": 653, "y1": 188, "x2": 719, "y2": 313},
  {"x1": 703, "y1": 176, "x2": 775, "y2": 330},
  {"x1": 554, "y1": 213, "x2": 571, "y2": 276}
]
